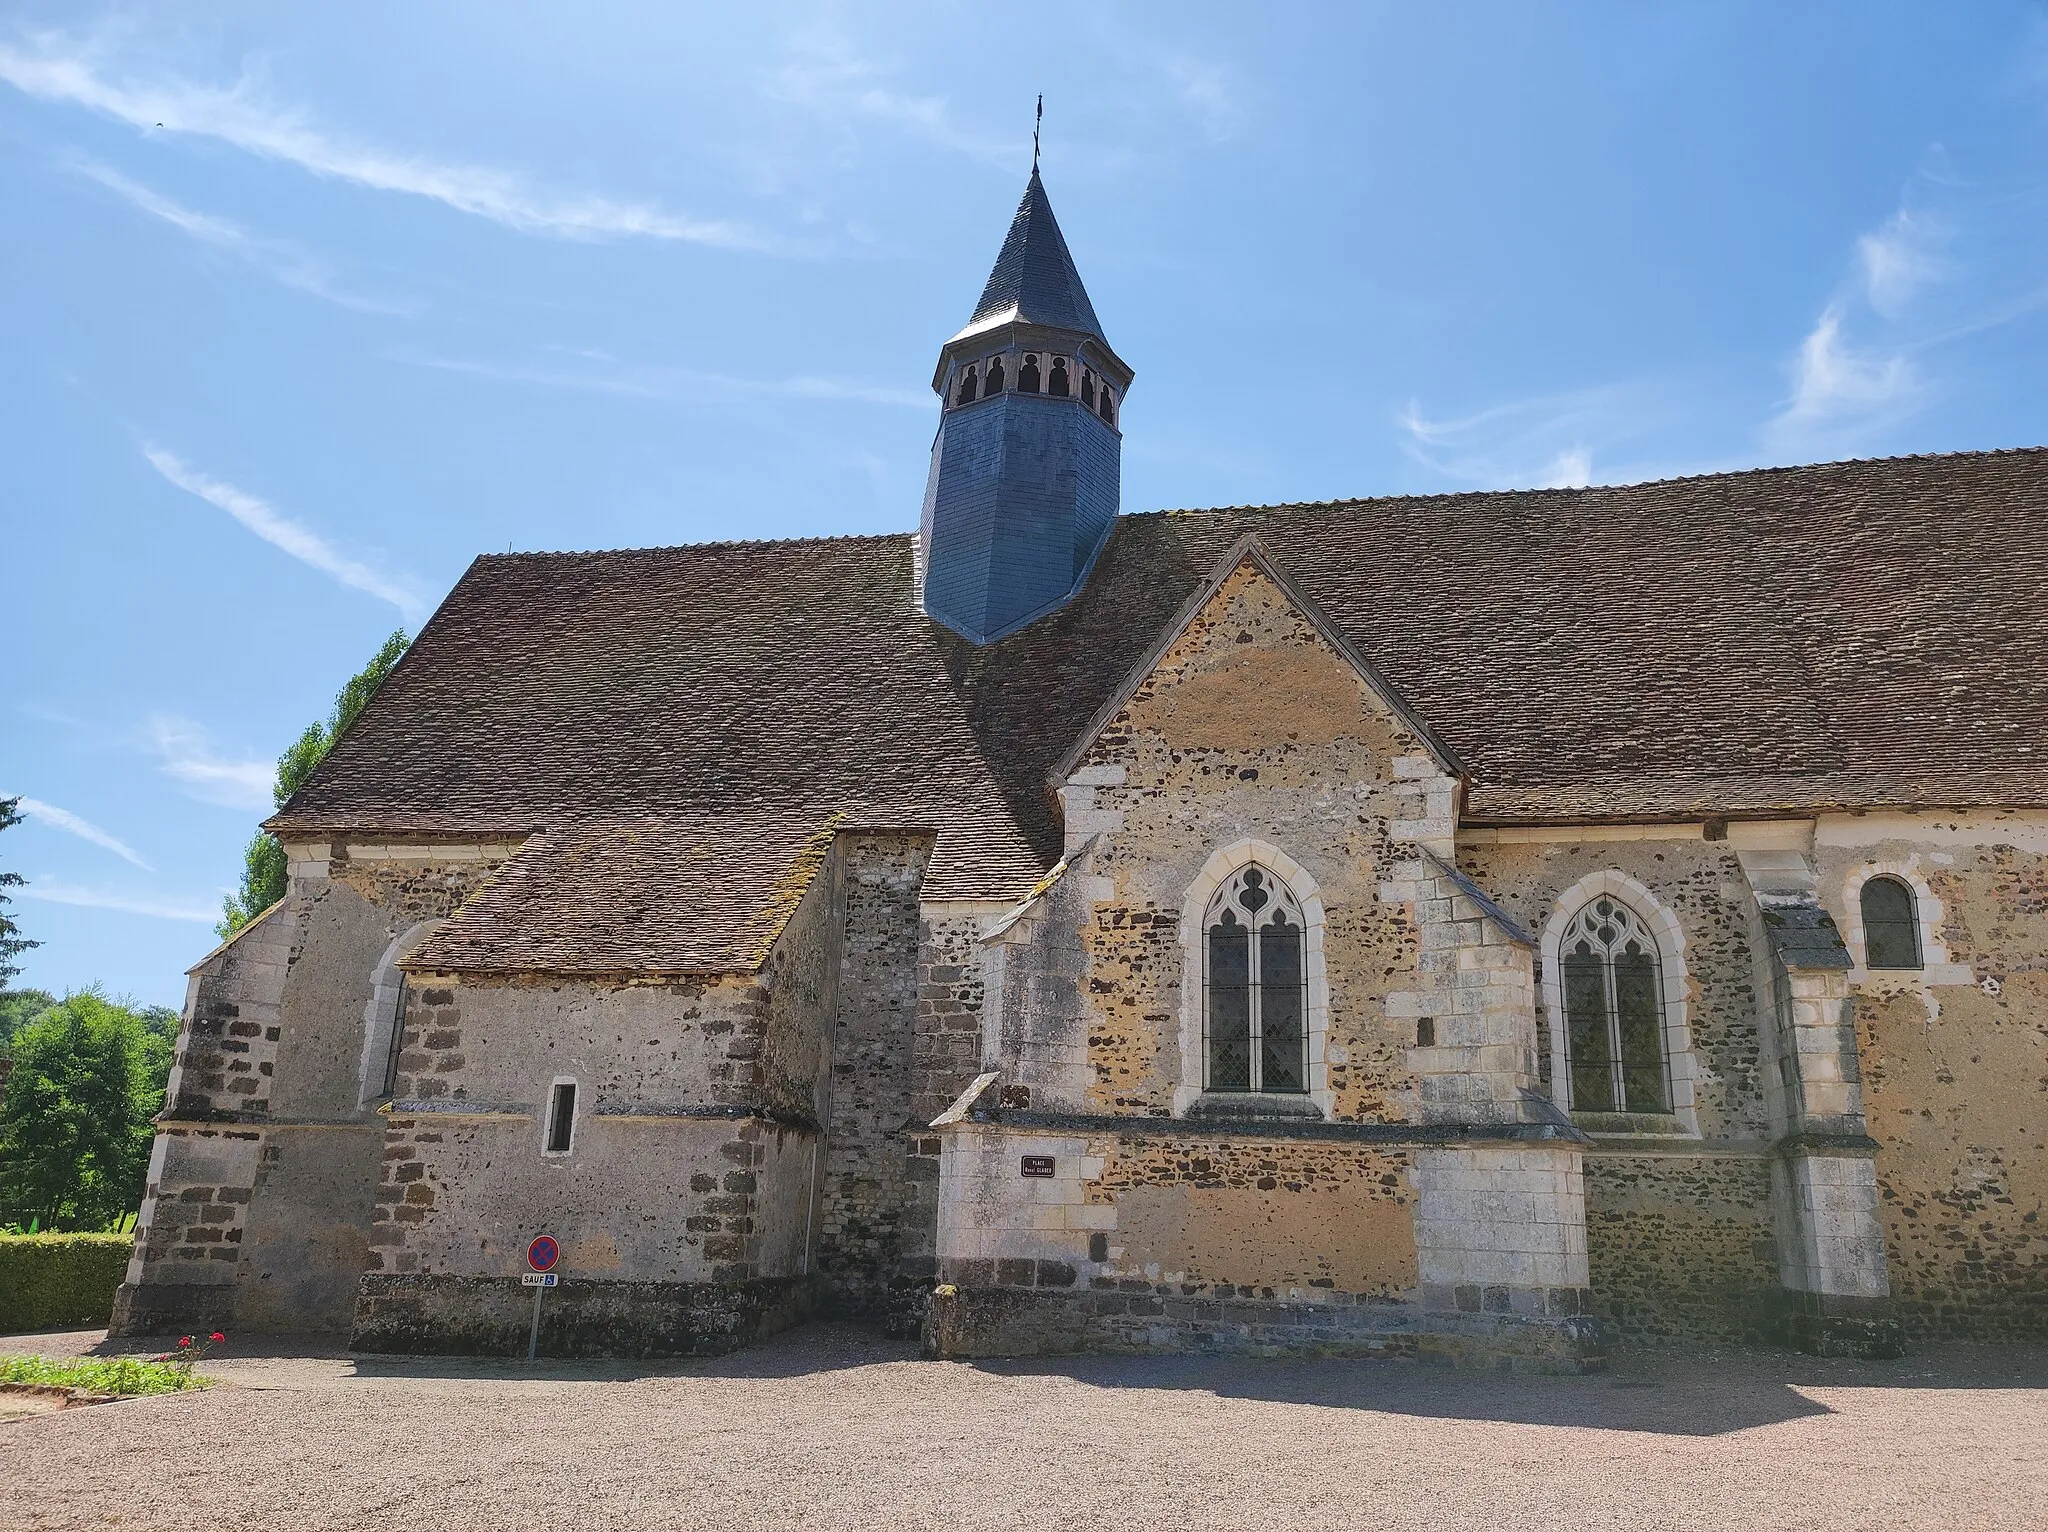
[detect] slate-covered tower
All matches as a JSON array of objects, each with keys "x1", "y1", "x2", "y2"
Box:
[{"x1": 917, "y1": 170, "x2": 1133, "y2": 644}]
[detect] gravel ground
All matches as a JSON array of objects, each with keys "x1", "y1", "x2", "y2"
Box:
[{"x1": 2, "y1": 1322, "x2": 2044, "y2": 1532}]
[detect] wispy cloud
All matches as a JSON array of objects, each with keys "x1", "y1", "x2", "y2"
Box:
[
  {"x1": 146, "y1": 716, "x2": 274, "y2": 813},
  {"x1": 390, "y1": 346, "x2": 931, "y2": 410},
  {"x1": 1763, "y1": 153, "x2": 2048, "y2": 458},
  {"x1": 1151, "y1": 51, "x2": 1249, "y2": 142},
  {"x1": 66, "y1": 156, "x2": 419, "y2": 316},
  {"x1": 1857, "y1": 208, "x2": 1947, "y2": 319},
  {"x1": 1086, "y1": 17, "x2": 1251, "y2": 144},
  {"x1": 0, "y1": 35, "x2": 783, "y2": 250},
  {"x1": 143, "y1": 446, "x2": 431, "y2": 621},
  {"x1": 8, "y1": 797, "x2": 151, "y2": 869},
  {"x1": 761, "y1": 27, "x2": 1024, "y2": 168},
  {"x1": 21, "y1": 878, "x2": 218, "y2": 924},
  {"x1": 1774, "y1": 304, "x2": 1917, "y2": 438},
  {"x1": 1397, "y1": 387, "x2": 1662, "y2": 489}
]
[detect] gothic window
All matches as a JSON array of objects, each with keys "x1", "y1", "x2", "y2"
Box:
[
  {"x1": 955, "y1": 365, "x2": 978, "y2": 406},
  {"x1": 1098, "y1": 384, "x2": 1115, "y2": 424},
  {"x1": 985, "y1": 355, "x2": 1005, "y2": 394},
  {"x1": 1080, "y1": 370, "x2": 1097, "y2": 409},
  {"x1": 1204, "y1": 866, "x2": 1307, "y2": 1094},
  {"x1": 1018, "y1": 353, "x2": 1042, "y2": 393},
  {"x1": 1560, "y1": 896, "x2": 1670, "y2": 1114},
  {"x1": 1048, "y1": 356, "x2": 1071, "y2": 397},
  {"x1": 1860, "y1": 875, "x2": 1922, "y2": 969}
]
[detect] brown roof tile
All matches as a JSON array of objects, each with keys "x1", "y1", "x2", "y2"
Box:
[
  {"x1": 274, "y1": 448, "x2": 2048, "y2": 899},
  {"x1": 402, "y1": 815, "x2": 856, "y2": 976}
]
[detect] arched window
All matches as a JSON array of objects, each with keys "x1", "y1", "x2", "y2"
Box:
[
  {"x1": 1560, "y1": 896, "x2": 1669, "y2": 1113},
  {"x1": 1048, "y1": 356, "x2": 1071, "y2": 397},
  {"x1": 955, "y1": 365, "x2": 978, "y2": 406},
  {"x1": 1080, "y1": 370, "x2": 1097, "y2": 409},
  {"x1": 357, "y1": 920, "x2": 441, "y2": 1109},
  {"x1": 985, "y1": 355, "x2": 1005, "y2": 394},
  {"x1": 1018, "y1": 353, "x2": 1042, "y2": 393},
  {"x1": 1204, "y1": 866, "x2": 1307, "y2": 1094},
  {"x1": 1860, "y1": 875, "x2": 1922, "y2": 969},
  {"x1": 1097, "y1": 384, "x2": 1115, "y2": 424}
]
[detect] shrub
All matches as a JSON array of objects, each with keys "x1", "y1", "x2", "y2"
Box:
[{"x1": 0, "y1": 1232, "x2": 133, "y2": 1334}]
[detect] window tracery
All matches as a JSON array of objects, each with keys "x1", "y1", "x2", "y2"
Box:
[
  {"x1": 1559, "y1": 895, "x2": 1670, "y2": 1113},
  {"x1": 1204, "y1": 866, "x2": 1307, "y2": 1094}
]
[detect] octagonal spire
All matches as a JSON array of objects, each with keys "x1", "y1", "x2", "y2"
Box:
[{"x1": 955, "y1": 170, "x2": 1106, "y2": 345}]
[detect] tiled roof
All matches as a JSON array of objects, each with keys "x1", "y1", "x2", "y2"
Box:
[
  {"x1": 958, "y1": 170, "x2": 1105, "y2": 343},
  {"x1": 402, "y1": 815, "x2": 850, "y2": 976},
  {"x1": 274, "y1": 448, "x2": 2048, "y2": 907}
]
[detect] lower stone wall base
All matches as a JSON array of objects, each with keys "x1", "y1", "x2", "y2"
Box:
[
  {"x1": 350, "y1": 1273, "x2": 815, "y2": 1359},
  {"x1": 921, "y1": 1285, "x2": 1607, "y2": 1374},
  {"x1": 819, "y1": 1258, "x2": 936, "y2": 1340},
  {"x1": 1766, "y1": 1289, "x2": 1905, "y2": 1360},
  {"x1": 107, "y1": 1281, "x2": 239, "y2": 1338}
]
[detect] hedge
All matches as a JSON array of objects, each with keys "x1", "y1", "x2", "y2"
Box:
[{"x1": 0, "y1": 1233, "x2": 133, "y2": 1334}]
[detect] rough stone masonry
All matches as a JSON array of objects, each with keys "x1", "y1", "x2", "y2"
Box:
[{"x1": 113, "y1": 164, "x2": 2048, "y2": 1367}]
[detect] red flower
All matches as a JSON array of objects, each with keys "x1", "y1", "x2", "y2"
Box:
[
  {"x1": 178, "y1": 1336, "x2": 193, "y2": 1348},
  {"x1": 208, "y1": 1332, "x2": 226, "y2": 1344}
]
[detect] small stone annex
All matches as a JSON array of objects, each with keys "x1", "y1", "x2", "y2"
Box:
[{"x1": 111, "y1": 168, "x2": 2048, "y2": 1370}]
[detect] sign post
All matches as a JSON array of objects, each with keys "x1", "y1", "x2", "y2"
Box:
[{"x1": 523, "y1": 1234, "x2": 560, "y2": 1362}]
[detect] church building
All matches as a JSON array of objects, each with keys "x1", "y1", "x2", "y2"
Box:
[{"x1": 113, "y1": 167, "x2": 2048, "y2": 1368}]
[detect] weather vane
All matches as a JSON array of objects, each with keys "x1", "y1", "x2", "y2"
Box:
[{"x1": 1033, "y1": 94, "x2": 1043, "y2": 174}]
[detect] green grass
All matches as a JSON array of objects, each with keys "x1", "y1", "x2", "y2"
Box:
[{"x1": 0, "y1": 1353, "x2": 207, "y2": 1396}]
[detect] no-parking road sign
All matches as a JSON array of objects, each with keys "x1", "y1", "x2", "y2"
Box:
[{"x1": 526, "y1": 1234, "x2": 560, "y2": 1273}]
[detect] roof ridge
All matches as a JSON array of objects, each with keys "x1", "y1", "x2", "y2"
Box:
[
  {"x1": 1133, "y1": 443, "x2": 2048, "y2": 520},
  {"x1": 478, "y1": 529, "x2": 916, "y2": 561}
]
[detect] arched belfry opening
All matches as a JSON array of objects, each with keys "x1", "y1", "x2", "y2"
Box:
[{"x1": 917, "y1": 162, "x2": 1134, "y2": 646}]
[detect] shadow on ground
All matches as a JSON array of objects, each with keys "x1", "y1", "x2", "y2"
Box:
[{"x1": 17, "y1": 1319, "x2": 2045, "y2": 1439}]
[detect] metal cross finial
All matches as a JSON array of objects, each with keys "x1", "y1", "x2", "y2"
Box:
[{"x1": 1033, "y1": 94, "x2": 1042, "y2": 174}]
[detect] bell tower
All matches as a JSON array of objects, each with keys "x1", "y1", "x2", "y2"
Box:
[{"x1": 916, "y1": 166, "x2": 1133, "y2": 645}]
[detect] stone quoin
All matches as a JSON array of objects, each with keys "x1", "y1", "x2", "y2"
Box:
[{"x1": 111, "y1": 164, "x2": 2048, "y2": 1367}]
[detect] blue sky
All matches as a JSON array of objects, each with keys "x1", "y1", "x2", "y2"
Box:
[{"x1": 4, "y1": 3, "x2": 2047, "y2": 1007}]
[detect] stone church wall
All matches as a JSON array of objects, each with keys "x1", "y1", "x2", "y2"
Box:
[
  {"x1": 813, "y1": 834, "x2": 932, "y2": 1319},
  {"x1": 932, "y1": 560, "x2": 1597, "y2": 1369},
  {"x1": 113, "y1": 841, "x2": 515, "y2": 1337},
  {"x1": 1061, "y1": 560, "x2": 1439, "y2": 1122},
  {"x1": 353, "y1": 848, "x2": 845, "y2": 1356},
  {"x1": 1458, "y1": 833, "x2": 1781, "y2": 1342},
  {"x1": 1815, "y1": 812, "x2": 2048, "y2": 1341},
  {"x1": 1581, "y1": 1151, "x2": 1781, "y2": 1344}
]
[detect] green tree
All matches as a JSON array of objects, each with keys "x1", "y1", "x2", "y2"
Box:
[
  {"x1": 0, "y1": 797, "x2": 37, "y2": 986},
  {"x1": 0, "y1": 990, "x2": 170, "y2": 1231},
  {"x1": 218, "y1": 630, "x2": 410, "y2": 938},
  {"x1": 0, "y1": 988, "x2": 58, "y2": 1056}
]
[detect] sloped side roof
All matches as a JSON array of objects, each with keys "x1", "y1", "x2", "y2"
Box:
[
  {"x1": 275, "y1": 448, "x2": 2048, "y2": 901},
  {"x1": 402, "y1": 816, "x2": 844, "y2": 976},
  {"x1": 961, "y1": 170, "x2": 1105, "y2": 342}
]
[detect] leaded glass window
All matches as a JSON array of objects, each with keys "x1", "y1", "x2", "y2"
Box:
[
  {"x1": 1559, "y1": 896, "x2": 1670, "y2": 1114},
  {"x1": 1860, "y1": 876, "x2": 1921, "y2": 969},
  {"x1": 1204, "y1": 866, "x2": 1307, "y2": 1093}
]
